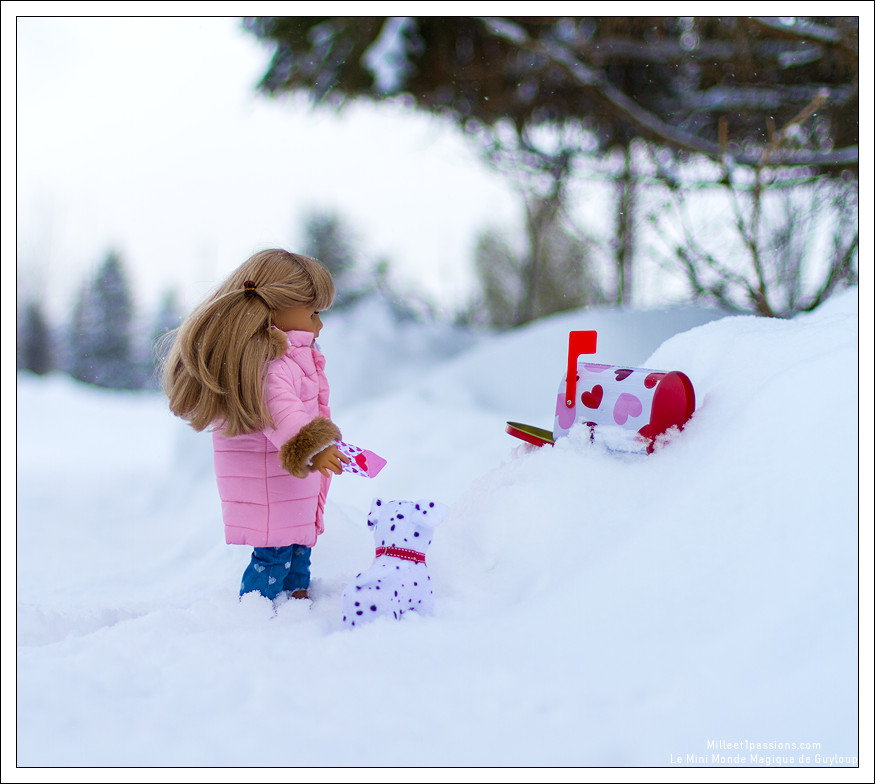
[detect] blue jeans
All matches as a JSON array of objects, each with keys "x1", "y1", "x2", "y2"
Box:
[{"x1": 239, "y1": 544, "x2": 311, "y2": 600}]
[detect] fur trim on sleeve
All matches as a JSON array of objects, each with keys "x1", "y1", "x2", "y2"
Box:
[{"x1": 279, "y1": 417, "x2": 342, "y2": 478}]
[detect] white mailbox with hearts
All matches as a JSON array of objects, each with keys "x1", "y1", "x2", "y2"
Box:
[{"x1": 507, "y1": 330, "x2": 696, "y2": 454}]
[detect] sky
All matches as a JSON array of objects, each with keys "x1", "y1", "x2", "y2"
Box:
[{"x1": 10, "y1": 13, "x2": 528, "y2": 319}]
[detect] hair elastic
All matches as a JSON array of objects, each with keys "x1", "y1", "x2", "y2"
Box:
[{"x1": 243, "y1": 280, "x2": 259, "y2": 299}]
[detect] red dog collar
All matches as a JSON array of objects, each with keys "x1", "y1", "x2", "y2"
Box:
[{"x1": 375, "y1": 546, "x2": 426, "y2": 564}]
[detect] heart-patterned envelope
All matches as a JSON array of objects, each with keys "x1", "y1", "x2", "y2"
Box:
[{"x1": 336, "y1": 441, "x2": 388, "y2": 478}]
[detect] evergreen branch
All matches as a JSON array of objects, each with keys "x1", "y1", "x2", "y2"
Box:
[{"x1": 479, "y1": 17, "x2": 859, "y2": 170}]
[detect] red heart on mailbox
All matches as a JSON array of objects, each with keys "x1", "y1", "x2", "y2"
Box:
[{"x1": 581, "y1": 384, "x2": 604, "y2": 409}]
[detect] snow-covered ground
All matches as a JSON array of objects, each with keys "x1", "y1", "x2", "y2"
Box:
[{"x1": 13, "y1": 291, "x2": 866, "y2": 769}]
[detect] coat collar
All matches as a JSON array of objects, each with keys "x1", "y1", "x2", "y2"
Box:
[{"x1": 280, "y1": 328, "x2": 319, "y2": 353}]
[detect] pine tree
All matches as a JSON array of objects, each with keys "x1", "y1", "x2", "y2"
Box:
[
  {"x1": 301, "y1": 210, "x2": 366, "y2": 307},
  {"x1": 303, "y1": 211, "x2": 355, "y2": 278},
  {"x1": 69, "y1": 251, "x2": 139, "y2": 389},
  {"x1": 17, "y1": 300, "x2": 54, "y2": 375},
  {"x1": 144, "y1": 289, "x2": 183, "y2": 388},
  {"x1": 150, "y1": 289, "x2": 183, "y2": 346}
]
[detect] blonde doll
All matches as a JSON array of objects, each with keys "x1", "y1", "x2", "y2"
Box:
[{"x1": 163, "y1": 249, "x2": 349, "y2": 601}]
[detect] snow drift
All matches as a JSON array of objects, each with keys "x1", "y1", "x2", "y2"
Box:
[{"x1": 15, "y1": 292, "x2": 860, "y2": 767}]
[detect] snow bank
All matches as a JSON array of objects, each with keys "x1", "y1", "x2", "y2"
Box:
[{"x1": 13, "y1": 293, "x2": 861, "y2": 768}]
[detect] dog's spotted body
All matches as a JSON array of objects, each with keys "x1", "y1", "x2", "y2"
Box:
[{"x1": 341, "y1": 498, "x2": 448, "y2": 628}]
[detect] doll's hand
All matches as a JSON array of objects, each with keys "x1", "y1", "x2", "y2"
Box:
[{"x1": 311, "y1": 445, "x2": 351, "y2": 477}]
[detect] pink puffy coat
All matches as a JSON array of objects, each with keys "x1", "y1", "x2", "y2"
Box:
[{"x1": 212, "y1": 329, "x2": 340, "y2": 548}]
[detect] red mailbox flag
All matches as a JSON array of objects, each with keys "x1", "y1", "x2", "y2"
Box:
[{"x1": 564, "y1": 331, "x2": 598, "y2": 408}]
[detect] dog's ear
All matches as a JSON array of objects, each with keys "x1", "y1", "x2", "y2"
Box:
[
  {"x1": 367, "y1": 498, "x2": 384, "y2": 527},
  {"x1": 413, "y1": 500, "x2": 449, "y2": 529}
]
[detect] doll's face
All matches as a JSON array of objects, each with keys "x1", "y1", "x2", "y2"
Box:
[{"x1": 273, "y1": 305, "x2": 323, "y2": 337}]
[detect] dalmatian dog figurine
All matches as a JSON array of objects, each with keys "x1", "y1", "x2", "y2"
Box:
[{"x1": 341, "y1": 498, "x2": 448, "y2": 628}]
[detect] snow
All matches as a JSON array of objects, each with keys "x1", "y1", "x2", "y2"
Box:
[
  {"x1": 12, "y1": 291, "x2": 866, "y2": 769},
  {"x1": 362, "y1": 17, "x2": 415, "y2": 94}
]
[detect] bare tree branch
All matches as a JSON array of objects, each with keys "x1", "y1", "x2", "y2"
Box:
[
  {"x1": 749, "y1": 16, "x2": 849, "y2": 47},
  {"x1": 479, "y1": 17, "x2": 859, "y2": 170}
]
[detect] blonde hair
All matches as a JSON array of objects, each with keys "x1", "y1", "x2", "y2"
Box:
[{"x1": 162, "y1": 249, "x2": 335, "y2": 436}]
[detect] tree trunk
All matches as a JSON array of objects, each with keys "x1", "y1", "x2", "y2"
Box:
[{"x1": 615, "y1": 145, "x2": 635, "y2": 306}]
